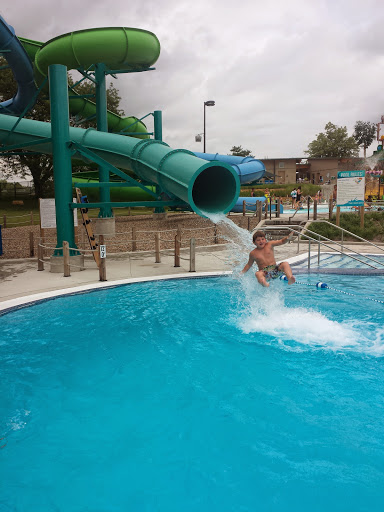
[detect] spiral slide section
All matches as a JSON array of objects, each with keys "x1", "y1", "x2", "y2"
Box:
[
  {"x1": 194, "y1": 152, "x2": 266, "y2": 184},
  {"x1": 0, "y1": 17, "x2": 240, "y2": 216},
  {"x1": 0, "y1": 115, "x2": 240, "y2": 216},
  {"x1": 0, "y1": 16, "x2": 37, "y2": 116},
  {"x1": 18, "y1": 30, "x2": 160, "y2": 138}
]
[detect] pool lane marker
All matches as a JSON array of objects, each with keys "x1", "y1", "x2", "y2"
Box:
[{"x1": 279, "y1": 275, "x2": 384, "y2": 305}]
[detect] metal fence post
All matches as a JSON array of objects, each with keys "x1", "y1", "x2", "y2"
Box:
[
  {"x1": 63, "y1": 241, "x2": 70, "y2": 277},
  {"x1": 174, "y1": 234, "x2": 180, "y2": 267},
  {"x1": 37, "y1": 241, "x2": 44, "y2": 271},
  {"x1": 29, "y1": 231, "x2": 34, "y2": 257},
  {"x1": 99, "y1": 234, "x2": 107, "y2": 281},
  {"x1": 189, "y1": 238, "x2": 196, "y2": 272},
  {"x1": 155, "y1": 233, "x2": 161, "y2": 263}
]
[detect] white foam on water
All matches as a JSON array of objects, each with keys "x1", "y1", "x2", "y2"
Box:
[{"x1": 204, "y1": 212, "x2": 384, "y2": 356}]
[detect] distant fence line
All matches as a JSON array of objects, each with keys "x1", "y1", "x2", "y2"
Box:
[{"x1": 0, "y1": 217, "x2": 262, "y2": 260}]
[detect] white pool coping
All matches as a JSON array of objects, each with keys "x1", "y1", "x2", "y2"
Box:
[{"x1": 2, "y1": 252, "x2": 382, "y2": 315}]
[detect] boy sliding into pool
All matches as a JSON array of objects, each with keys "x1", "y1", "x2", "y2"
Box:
[{"x1": 241, "y1": 230, "x2": 296, "y2": 287}]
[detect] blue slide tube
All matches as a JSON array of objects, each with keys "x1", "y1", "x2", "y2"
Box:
[
  {"x1": 230, "y1": 196, "x2": 283, "y2": 214},
  {"x1": 194, "y1": 152, "x2": 266, "y2": 184},
  {"x1": 0, "y1": 16, "x2": 37, "y2": 116}
]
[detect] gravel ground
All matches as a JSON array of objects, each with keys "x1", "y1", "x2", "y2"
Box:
[{"x1": 0, "y1": 213, "x2": 260, "y2": 260}]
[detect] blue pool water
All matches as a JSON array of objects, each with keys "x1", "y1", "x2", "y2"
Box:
[
  {"x1": 1, "y1": 275, "x2": 384, "y2": 511},
  {"x1": 283, "y1": 205, "x2": 361, "y2": 214}
]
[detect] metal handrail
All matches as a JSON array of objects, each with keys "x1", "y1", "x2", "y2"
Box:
[
  {"x1": 301, "y1": 226, "x2": 384, "y2": 269},
  {"x1": 309, "y1": 219, "x2": 384, "y2": 255},
  {"x1": 263, "y1": 225, "x2": 383, "y2": 270}
]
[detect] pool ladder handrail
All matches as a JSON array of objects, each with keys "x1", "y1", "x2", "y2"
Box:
[
  {"x1": 264, "y1": 224, "x2": 384, "y2": 270},
  {"x1": 304, "y1": 219, "x2": 384, "y2": 257}
]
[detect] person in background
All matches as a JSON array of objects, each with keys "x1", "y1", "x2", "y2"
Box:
[
  {"x1": 290, "y1": 188, "x2": 297, "y2": 207},
  {"x1": 296, "y1": 187, "x2": 301, "y2": 204},
  {"x1": 250, "y1": 188, "x2": 255, "y2": 197}
]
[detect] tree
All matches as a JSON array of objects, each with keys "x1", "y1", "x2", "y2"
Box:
[
  {"x1": 229, "y1": 145, "x2": 254, "y2": 158},
  {"x1": 305, "y1": 122, "x2": 359, "y2": 158},
  {"x1": 0, "y1": 57, "x2": 124, "y2": 197},
  {"x1": 353, "y1": 120, "x2": 376, "y2": 158}
]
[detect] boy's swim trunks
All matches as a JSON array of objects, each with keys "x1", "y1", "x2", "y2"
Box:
[{"x1": 262, "y1": 264, "x2": 283, "y2": 280}]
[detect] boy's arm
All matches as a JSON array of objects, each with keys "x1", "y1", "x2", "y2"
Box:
[
  {"x1": 241, "y1": 253, "x2": 255, "y2": 273},
  {"x1": 270, "y1": 232, "x2": 294, "y2": 247}
]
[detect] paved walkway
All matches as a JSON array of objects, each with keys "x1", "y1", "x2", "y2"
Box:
[
  {"x1": 1, "y1": 210, "x2": 382, "y2": 305},
  {"x1": 0, "y1": 241, "x2": 308, "y2": 303}
]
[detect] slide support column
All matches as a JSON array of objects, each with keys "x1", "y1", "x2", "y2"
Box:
[
  {"x1": 49, "y1": 64, "x2": 77, "y2": 254},
  {"x1": 95, "y1": 63, "x2": 113, "y2": 218},
  {"x1": 153, "y1": 110, "x2": 165, "y2": 214}
]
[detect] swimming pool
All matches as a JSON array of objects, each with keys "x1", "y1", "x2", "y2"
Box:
[
  {"x1": 1, "y1": 274, "x2": 384, "y2": 511},
  {"x1": 283, "y1": 204, "x2": 362, "y2": 215}
]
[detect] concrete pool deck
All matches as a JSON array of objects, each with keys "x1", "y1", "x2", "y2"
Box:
[{"x1": 1, "y1": 209, "x2": 383, "y2": 307}]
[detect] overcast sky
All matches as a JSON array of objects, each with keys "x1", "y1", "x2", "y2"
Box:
[{"x1": 1, "y1": 0, "x2": 383, "y2": 159}]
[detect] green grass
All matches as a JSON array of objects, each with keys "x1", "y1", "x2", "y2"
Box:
[
  {"x1": 307, "y1": 212, "x2": 384, "y2": 242},
  {"x1": 240, "y1": 183, "x2": 320, "y2": 198},
  {"x1": 0, "y1": 196, "x2": 161, "y2": 228}
]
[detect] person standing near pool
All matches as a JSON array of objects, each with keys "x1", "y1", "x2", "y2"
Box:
[{"x1": 241, "y1": 230, "x2": 296, "y2": 287}]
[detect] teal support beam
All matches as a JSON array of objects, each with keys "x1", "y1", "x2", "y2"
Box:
[
  {"x1": 153, "y1": 110, "x2": 162, "y2": 141},
  {"x1": 95, "y1": 62, "x2": 113, "y2": 218},
  {"x1": 48, "y1": 64, "x2": 77, "y2": 255},
  {"x1": 153, "y1": 110, "x2": 164, "y2": 213}
]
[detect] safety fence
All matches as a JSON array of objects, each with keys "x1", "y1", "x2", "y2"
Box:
[
  {"x1": 37, "y1": 232, "x2": 200, "y2": 280},
  {"x1": 2, "y1": 211, "x2": 39, "y2": 228},
  {"x1": 0, "y1": 217, "x2": 257, "y2": 260}
]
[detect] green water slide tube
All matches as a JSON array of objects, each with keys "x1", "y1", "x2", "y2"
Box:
[
  {"x1": 19, "y1": 27, "x2": 161, "y2": 138},
  {"x1": 74, "y1": 175, "x2": 156, "y2": 203},
  {"x1": 0, "y1": 115, "x2": 240, "y2": 216}
]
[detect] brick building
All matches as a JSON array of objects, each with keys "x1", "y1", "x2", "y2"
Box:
[{"x1": 260, "y1": 157, "x2": 365, "y2": 184}]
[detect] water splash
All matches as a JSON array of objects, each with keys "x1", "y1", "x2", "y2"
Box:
[
  {"x1": 203, "y1": 212, "x2": 254, "y2": 272},
  {"x1": 204, "y1": 212, "x2": 384, "y2": 356},
  {"x1": 236, "y1": 274, "x2": 384, "y2": 355}
]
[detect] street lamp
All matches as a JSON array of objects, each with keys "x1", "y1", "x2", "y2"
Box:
[{"x1": 203, "y1": 100, "x2": 215, "y2": 153}]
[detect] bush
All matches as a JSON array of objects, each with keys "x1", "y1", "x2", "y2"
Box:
[
  {"x1": 307, "y1": 212, "x2": 384, "y2": 241},
  {"x1": 241, "y1": 183, "x2": 320, "y2": 197}
]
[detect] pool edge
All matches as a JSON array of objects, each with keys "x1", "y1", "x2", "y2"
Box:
[{"x1": 0, "y1": 271, "x2": 233, "y2": 315}]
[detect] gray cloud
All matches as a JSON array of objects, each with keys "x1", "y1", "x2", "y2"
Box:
[{"x1": 1, "y1": 0, "x2": 383, "y2": 158}]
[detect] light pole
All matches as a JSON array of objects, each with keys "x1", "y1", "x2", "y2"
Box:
[{"x1": 203, "y1": 100, "x2": 215, "y2": 153}]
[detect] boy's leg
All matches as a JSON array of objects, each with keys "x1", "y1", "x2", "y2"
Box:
[
  {"x1": 278, "y1": 262, "x2": 295, "y2": 285},
  {"x1": 256, "y1": 270, "x2": 269, "y2": 287}
]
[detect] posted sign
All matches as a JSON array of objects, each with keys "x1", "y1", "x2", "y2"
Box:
[
  {"x1": 40, "y1": 198, "x2": 78, "y2": 229},
  {"x1": 336, "y1": 170, "x2": 365, "y2": 207}
]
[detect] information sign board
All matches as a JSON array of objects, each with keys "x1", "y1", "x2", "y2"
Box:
[
  {"x1": 336, "y1": 170, "x2": 365, "y2": 207},
  {"x1": 40, "y1": 198, "x2": 78, "y2": 228}
]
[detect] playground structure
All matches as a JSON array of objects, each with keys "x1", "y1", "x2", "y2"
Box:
[{"x1": 0, "y1": 15, "x2": 267, "y2": 268}]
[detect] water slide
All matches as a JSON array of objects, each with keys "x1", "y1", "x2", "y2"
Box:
[
  {"x1": 194, "y1": 152, "x2": 266, "y2": 184},
  {"x1": 0, "y1": 16, "x2": 37, "y2": 115},
  {"x1": 0, "y1": 17, "x2": 240, "y2": 217},
  {"x1": 17, "y1": 32, "x2": 153, "y2": 138}
]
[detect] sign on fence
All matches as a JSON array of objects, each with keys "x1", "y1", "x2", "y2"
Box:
[
  {"x1": 336, "y1": 170, "x2": 365, "y2": 207},
  {"x1": 39, "y1": 198, "x2": 78, "y2": 229}
]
